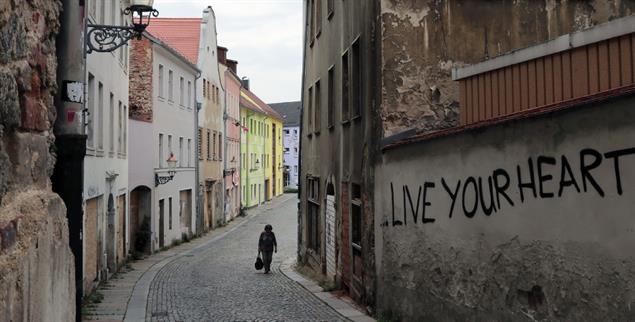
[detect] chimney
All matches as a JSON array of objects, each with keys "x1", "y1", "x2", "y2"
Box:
[
  {"x1": 241, "y1": 77, "x2": 250, "y2": 90},
  {"x1": 227, "y1": 59, "x2": 238, "y2": 74},
  {"x1": 217, "y1": 46, "x2": 228, "y2": 65}
]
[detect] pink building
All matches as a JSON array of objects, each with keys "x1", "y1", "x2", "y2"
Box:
[{"x1": 220, "y1": 47, "x2": 242, "y2": 220}]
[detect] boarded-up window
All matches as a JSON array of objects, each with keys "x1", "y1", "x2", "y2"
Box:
[{"x1": 341, "y1": 51, "x2": 350, "y2": 122}]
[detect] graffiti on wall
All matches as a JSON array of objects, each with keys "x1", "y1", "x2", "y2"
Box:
[{"x1": 381, "y1": 146, "x2": 635, "y2": 227}]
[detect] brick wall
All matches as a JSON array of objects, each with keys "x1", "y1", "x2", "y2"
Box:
[
  {"x1": 0, "y1": 0, "x2": 75, "y2": 320},
  {"x1": 129, "y1": 37, "x2": 153, "y2": 122}
]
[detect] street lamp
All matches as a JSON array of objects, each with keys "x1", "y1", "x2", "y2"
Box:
[
  {"x1": 86, "y1": 0, "x2": 159, "y2": 53},
  {"x1": 156, "y1": 153, "x2": 177, "y2": 186}
]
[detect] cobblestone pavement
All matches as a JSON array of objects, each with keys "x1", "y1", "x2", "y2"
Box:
[{"x1": 146, "y1": 195, "x2": 348, "y2": 322}]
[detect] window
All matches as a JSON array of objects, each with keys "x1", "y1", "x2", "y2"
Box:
[
  {"x1": 168, "y1": 135, "x2": 172, "y2": 158},
  {"x1": 98, "y1": 0, "x2": 105, "y2": 24},
  {"x1": 89, "y1": 0, "x2": 96, "y2": 19},
  {"x1": 158, "y1": 65, "x2": 164, "y2": 98},
  {"x1": 352, "y1": 38, "x2": 362, "y2": 118},
  {"x1": 87, "y1": 73, "x2": 95, "y2": 148},
  {"x1": 285, "y1": 148, "x2": 290, "y2": 153},
  {"x1": 159, "y1": 134, "x2": 164, "y2": 167},
  {"x1": 168, "y1": 70, "x2": 174, "y2": 101},
  {"x1": 328, "y1": 66, "x2": 335, "y2": 128},
  {"x1": 207, "y1": 130, "x2": 211, "y2": 160},
  {"x1": 218, "y1": 132, "x2": 222, "y2": 160},
  {"x1": 212, "y1": 131, "x2": 217, "y2": 160},
  {"x1": 109, "y1": 93, "x2": 114, "y2": 154},
  {"x1": 179, "y1": 137, "x2": 184, "y2": 167},
  {"x1": 307, "y1": 86, "x2": 313, "y2": 135},
  {"x1": 123, "y1": 105, "x2": 127, "y2": 154},
  {"x1": 110, "y1": 0, "x2": 116, "y2": 25},
  {"x1": 307, "y1": 177, "x2": 320, "y2": 251},
  {"x1": 294, "y1": 165, "x2": 298, "y2": 173},
  {"x1": 198, "y1": 128, "x2": 203, "y2": 160},
  {"x1": 308, "y1": 0, "x2": 314, "y2": 45},
  {"x1": 351, "y1": 183, "x2": 363, "y2": 276},
  {"x1": 202, "y1": 79, "x2": 206, "y2": 98},
  {"x1": 188, "y1": 81, "x2": 192, "y2": 107},
  {"x1": 179, "y1": 77, "x2": 184, "y2": 106},
  {"x1": 315, "y1": 0, "x2": 322, "y2": 37},
  {"x1": 118, "y1": 101, "x2": 123, "y2": 154},
  {"x1": 284, "y1": 129, "x2": 289, "y2": 134},
  {"x1": 187, "y1": 139, "x2": 192, "y2": 167},
  {"x1": 98, "y1": 82, "x2": 104, "y2": 150},
  {"x1": 314, "y1": 80, "x2": 321, "y2": 133},
  {"x1": 169, "y1": 197, "x2": 173, "y2": 230},
  {"x1": 341, "y1": 51, "x2": 350, "y2": 122},
  {"x1": 327, "y1": 0, "x2": 334, "y2": 19}
]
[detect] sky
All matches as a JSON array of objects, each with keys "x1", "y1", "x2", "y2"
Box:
[{"x1": 153, "y1": 0, "x2": 303, "y2": 104}]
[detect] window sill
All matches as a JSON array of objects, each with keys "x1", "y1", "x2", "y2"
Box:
[
  {"x1": 341, "y1": 119, "x2": 351, "y2": 126},
  {"x1": 327, "y1": 11, "x2": 334, "y2": 20},
  {"x1": 351, "y1": 114, "x2": 361, "y2": 121},
  {"x1": 95, "y1": 149, "x2": 104, "y2": 157}
]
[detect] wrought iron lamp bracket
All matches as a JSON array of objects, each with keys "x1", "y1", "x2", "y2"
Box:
[
  {"x1": 155, "y1": 171, "x2": 176, "y2": 187},
  {"x1": 85, "y1": 8, "x2": 159, "y2": 54}
]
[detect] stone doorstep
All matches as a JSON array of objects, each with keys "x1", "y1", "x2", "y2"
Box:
[{"x1": 278, "y1": 257, "x2": 376, "y2": 322}]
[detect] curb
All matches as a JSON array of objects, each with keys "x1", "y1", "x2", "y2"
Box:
[{"x1": 278, "y1": 258, "x2": 376, "y2": 322}]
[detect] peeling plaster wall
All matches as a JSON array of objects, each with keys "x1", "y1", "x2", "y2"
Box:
[
  {"x1": 0, "y1": 0, "x2": 75, "y2": 320},
  {"x1": 374, "y1": 95, "x2": 635, "y2": 321},
  {"x1": 380, "y1": 0, "x2": 635, "y2": 137}
]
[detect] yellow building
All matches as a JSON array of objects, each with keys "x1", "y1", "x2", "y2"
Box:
[{"x1": 240, "y1": 87, "x2": 284, "y2": 206}]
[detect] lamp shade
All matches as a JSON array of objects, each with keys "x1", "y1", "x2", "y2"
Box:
[
  {"x1": 130, "y1": 0, "x2": 154, "y2": 9},
  {"x1": 167, "y1": 153, "x2": 177, "y2": 169}
]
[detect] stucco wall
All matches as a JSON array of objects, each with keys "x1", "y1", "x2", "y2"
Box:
[
  {"x1": 0, "y1": 0, "x2": 75, "y2": 320},
  {"x1": 380, "y1": 0, "x2": 635, "y2": 137},
  {"x1": 374, "y1": 94, "x2": 635, "y2": 321}
]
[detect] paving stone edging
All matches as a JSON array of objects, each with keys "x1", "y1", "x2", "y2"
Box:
[{"x1": 278, "y1": 258, "x2": 376, "y2": 322}]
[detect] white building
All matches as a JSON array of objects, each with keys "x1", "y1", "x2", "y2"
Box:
[
  {"x1": 83, "y1": 0, "x2": 131, "y2": 294},
  {"x1": 270, "y1": 101, "x2": 301, "y2": 188},
  {"x1": 128, "y1": 32, "x2": 199, "y2": 253}
]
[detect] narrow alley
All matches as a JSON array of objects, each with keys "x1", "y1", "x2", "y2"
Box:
[{"x1": 84, "y1": 195, "x2": 366, "y2": 322}]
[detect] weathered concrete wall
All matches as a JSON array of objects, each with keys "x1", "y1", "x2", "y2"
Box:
[
  {"x1": 0, "y1": 0, "x2": 75, "y2": 320},
  {"x1": 375, "y1": 95, "x2": 635, "y2": 321},
  {"x1": 380, "y1": 0, "x2": 635, "y2": 136}
]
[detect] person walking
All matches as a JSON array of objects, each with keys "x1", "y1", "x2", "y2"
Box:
[{"x1": 258, "y1": 224, "x2": 277, "y2": 274}]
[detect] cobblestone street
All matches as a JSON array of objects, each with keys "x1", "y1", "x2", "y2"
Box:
[{"x1": 145, "y1": 195, "x2": 348, "y2": 322}]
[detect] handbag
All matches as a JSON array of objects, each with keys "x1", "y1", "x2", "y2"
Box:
[{"x1": 255, "y1": 252, "x2": 264, "y2": 270}]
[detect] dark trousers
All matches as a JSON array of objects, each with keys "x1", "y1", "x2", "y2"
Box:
[{"x1": 262, "y1": 251, "x2": 273, "y2": 272}]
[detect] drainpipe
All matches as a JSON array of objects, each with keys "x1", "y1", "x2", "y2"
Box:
[
  {"x1": 52, "y1": 1, "x2": 87, "y2": 320},
  {"x1": 194, "y1": 71, "x2": 202, "y2": 235}
]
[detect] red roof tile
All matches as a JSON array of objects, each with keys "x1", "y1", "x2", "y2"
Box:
[
  {"x1": 146, "y1": 18, "x2": 201, "y2": 65},
  {"x1": 240, "y1": 88, "x2": 283, "y2": 120}
]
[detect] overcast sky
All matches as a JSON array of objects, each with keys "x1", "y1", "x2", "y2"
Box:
[{"x1": 153, "y1": 0, "x2": 303, "y2": 104}]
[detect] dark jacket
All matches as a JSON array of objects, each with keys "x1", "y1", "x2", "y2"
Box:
[{"x1": 259, "y1": 231, "x2": 277, "y2": 252}]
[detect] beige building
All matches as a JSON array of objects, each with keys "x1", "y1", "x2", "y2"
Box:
[{"x1": 147, "y1": 7, "x2": 225, "y2": 232}]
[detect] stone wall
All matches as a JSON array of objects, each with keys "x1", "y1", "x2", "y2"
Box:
[
  {"x1": 129, "y1": 37, "x2": 153, "y2": 122},
  {"x1": 375, "y1": 94, "x2": 635, "y2": 321},
  {"x1": 380, "y1": 0, "x2": 635, "y2": 137},
  {"x1": 0, "y1": 0, "x2": 75, "y2": 321}
]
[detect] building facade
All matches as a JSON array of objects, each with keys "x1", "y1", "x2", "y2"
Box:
[
  {"x1": 129, "y1": 33, "x2": 198, "y2": 253},
  {"x1": 240, "y1": 88, "x2": 268, "y2": 208},
  {"x1": 270, "y1": 101, "x2": 301, "y2": 188},
  {"x1": 300, "y1": 0, "x2": 635, "y2": 320},
  {"x1": 299, "y1": 0, "x2": 377, "y2": 307},
  {"x1": 147, "y1": 8, "x2": 225, "y2": 231},
  {"x1": 83, "y1": 0, "x2": 131, "y2": 294},
  {"x1": 220, "y1": 49, "x2": 242, "y2": 221}
]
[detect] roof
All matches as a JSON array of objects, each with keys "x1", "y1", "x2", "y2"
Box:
[
  {"x1": 240, "y1": 89, "x2": 283, "y2": 120},
  {"x1": 269, "y1": 101, "x2": 302, "y2": 127},
  {"x1": 146, "y1": 18, "x2": 202, "y2": 65},
  {"x1": 143, "y1": 33, "x2": 199, "y2": 73}
]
